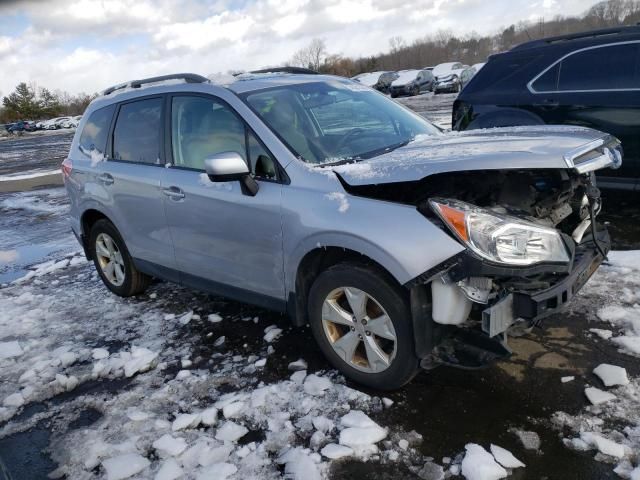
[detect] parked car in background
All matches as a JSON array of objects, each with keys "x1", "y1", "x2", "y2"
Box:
[
  {"x1": 389, "y1": 69, "x2": 435, "y2": 97},
  {"x1": 7, "y1": 121, "x2": 26, "y2": 134},
  {"x1": 434, "y1": 64, "x2": 469, "y2": 94},
  {"x1": 24, "y1": 121, "x2": 38, "y2": 132},
  {"x1": 61, "y1": 115, "x2": 82, "y2": 128},
  {"x1": 375, "y1": 71, "x2": 399, "y2": 93},
  {"x1": 432, "y1": 62, "x2": 464, "y2": 83},
  {"x1": 471, "y1": 62, "x2": 485, "y2": 72},
  {"x1": 64, "y1": 71, "x2": 618, "y2": 389},
  {"x1": 453, "y1": 25, "x2": 639, "y2": 190},
  {"x1": 352, "y1": 71, "x2": 385, "y2": 87}
]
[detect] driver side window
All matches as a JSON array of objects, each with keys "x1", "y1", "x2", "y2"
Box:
[
  {"x1": 171, "y1": 96, "x2": 247, "y2": 171},
  {"x1": 171, "y1": 95, "x2": 278, "y2": 180}
]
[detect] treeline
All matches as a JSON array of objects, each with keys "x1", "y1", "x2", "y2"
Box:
[
  {"x1": 0, "y1": 82, "x2": 96, "y2": 123},
  {"x1": 290, "y1": 0, "x2": 640, "y2": 77}
]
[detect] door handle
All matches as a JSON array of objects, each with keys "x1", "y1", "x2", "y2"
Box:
[
  {"x1": 162, "y1": 186, "x2": 185, "y2": 200},
  {"x1": 98, "y1": 173, "x2": 114, "y2": 185}
]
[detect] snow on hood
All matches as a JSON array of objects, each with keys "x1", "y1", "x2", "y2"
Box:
[
  {"x1": 391, "y1": 70, "x2": 419, "y2": 86},
  {"x1": 329, "y1": 125, "x2": 610, "y2": 186}
]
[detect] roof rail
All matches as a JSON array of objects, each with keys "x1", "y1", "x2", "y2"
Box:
[
  {"x1": 248, "y1": 67, "x2": 318, "y2": 75},
  {"x1": 103, "y1": 73, "x2": 209, "y2": 96},
  {"x1": 511, "y1": 25, "x2": 640, "y2": 50}
]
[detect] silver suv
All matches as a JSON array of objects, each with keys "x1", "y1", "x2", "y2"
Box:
[{"x1": 63, "y1": 71, "x2": 620, "y2": 390}]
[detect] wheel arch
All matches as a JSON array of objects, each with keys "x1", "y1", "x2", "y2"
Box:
[
  {"x1": 80, "y1": 208, "x2": 114, "y2": 259},
  {"x1": 287, "y1": 244, "x2": 407, "y2": 328}
]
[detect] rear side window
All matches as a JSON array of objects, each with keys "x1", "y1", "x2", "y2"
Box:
[
  {"x1": 113, "y1": 98, "x2": 163, "y2": 164},
  {"x1": 79, "y1": 104, "x2": 115, "y2": 157},
  {"x1": 466, "y1": 54, "x2": 541, "y2": 92},
  {"x1": 557, "y1": 43, "x2": 639, "y2": 91}
]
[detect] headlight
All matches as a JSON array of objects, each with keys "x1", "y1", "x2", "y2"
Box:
[{"x1": 430, "y1": 198, "x2": 570, "y2": 266}]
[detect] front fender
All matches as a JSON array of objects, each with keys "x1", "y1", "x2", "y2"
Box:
[{"x1": 282, "y1": 184, "x2": 465, "y2": 295}]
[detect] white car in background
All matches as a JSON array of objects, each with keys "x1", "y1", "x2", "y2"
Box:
[
  {"x1": 352, "y1": 71, "x2": 384, "y2": 87},
  {"x1": 61, "y1": 115, "x2": 82, "y2": 128},
  {"x1": 433, "y1": 62, "x2": 467, "y2": 94}
]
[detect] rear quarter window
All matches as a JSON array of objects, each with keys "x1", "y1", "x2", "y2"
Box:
[
  {"x1": 465, "y1": 54, "x2": 542, "y2": 93},
  {"x1": 79, "y1": 104, "x2": 115, "y2": 157},
  {"x1": 557, "y1": 42, "x2": 640, "y2": 91}
]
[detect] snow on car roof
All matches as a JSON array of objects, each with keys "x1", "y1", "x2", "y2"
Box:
[
  {"x1": 354, "y1": 71, "x2": 384, "y2": 86},
  {"x1": 391, "y1": 70, "x2": 419, "y2": 86}
]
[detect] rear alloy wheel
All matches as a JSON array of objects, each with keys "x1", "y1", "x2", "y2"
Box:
[
  {"x1": 95, "y1": 233, "x2": 125, "y2": 286},
  {"x1": 413, "y1": 86, "x2": 420, "y2": 96},
  {"x1": 89, "y1": 219, "x2": 151, "y2": 297},
  {"x1": 308, "y1": 263, "x2": 419, "y2": 389}
]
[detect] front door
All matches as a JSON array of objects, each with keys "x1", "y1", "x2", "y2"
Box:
[{"x1": 161, "y1": 94, "x2": 285, "y2": 308}]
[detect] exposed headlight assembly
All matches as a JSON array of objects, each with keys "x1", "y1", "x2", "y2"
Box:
[{"x1": 430, "y1": 198, "x2": 570, "y2": 266}]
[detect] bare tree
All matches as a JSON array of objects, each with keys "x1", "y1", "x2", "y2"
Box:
[{"x1": 290, "y1": 38, "x2": 327, "y2": 71}]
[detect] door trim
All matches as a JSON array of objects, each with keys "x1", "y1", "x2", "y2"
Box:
[{"x1": 134, "y1": 258, "x2": 287, "y2": 312}]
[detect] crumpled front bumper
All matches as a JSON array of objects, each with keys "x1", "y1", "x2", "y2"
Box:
[
  {"x1": 511, "y1": 229, "x2": 610, "y2": 321},
  {"x1": 480, "y1": 228, "x2": 610, "y2": 336}
]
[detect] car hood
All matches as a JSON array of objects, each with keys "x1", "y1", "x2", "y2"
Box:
[{"x1": 329, "y1": 126, "x2": 614, "y2": 186}]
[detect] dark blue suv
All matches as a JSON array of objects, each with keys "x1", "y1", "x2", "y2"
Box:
[{"x1": 453, "y1": 25, "x2": 640, "y2": 191}]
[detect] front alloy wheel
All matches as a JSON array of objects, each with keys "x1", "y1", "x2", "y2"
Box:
[
  {"x1": 308, "y1": 263, "x2": 420, "y2": 390},
  {"x1": 322, "y1": 287, "x2": 397, "y2": 373},
  {"x1": 95, "y1": 233, "x2": 125, "y2": 286}
]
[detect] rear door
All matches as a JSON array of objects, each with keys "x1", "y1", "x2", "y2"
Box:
[
  {"x1": 97, "y1": 96, "x2": 177, "y2": 276},
  {"x1": 161, "y1": 94, "x2": 285, "y2": 308},
  {"x1": 529, "y1": 41, "x2": 640, "y2": 189}
]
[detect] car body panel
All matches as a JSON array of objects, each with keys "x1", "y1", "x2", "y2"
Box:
[
  {"x1": 160, "y1": 167, "x2": 286, "y2": 301},
  {"x1": 64, "y1": 72, "x2": 613, "y2": 321},
  {"x1": 329, "y1": 125, "x2": 611, "y2": 186}
]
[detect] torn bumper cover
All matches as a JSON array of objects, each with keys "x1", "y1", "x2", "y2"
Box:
[{"x1": 409, "y1": 227, "x2": 610, "y2": 338}]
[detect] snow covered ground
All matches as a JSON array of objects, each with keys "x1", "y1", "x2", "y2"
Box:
[{"x1": 1, "y1": 93, "x2": 639, "y2": 480}]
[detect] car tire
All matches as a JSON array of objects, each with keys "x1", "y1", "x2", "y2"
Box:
[
  {"x1": 308, "y1": 262, "x2": 420, "y2": 390},
  {"x1": 89, "y1": 219, "x2": 151, "y2": 297},
  {"x1": 413, "y1": 86, "x2": 420, "y2": 96},
  {"x1": 390, "y1": 93, "x2": 398, "y2": 98}
]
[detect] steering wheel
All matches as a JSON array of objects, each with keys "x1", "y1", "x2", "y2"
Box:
[{"x1": 333, "y1": 127, "x2": 368, "y2": 153}]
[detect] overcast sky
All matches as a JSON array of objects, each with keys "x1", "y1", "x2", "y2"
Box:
[{"x1": 0, "y1": 0, "x2": 601, "y2": 96}]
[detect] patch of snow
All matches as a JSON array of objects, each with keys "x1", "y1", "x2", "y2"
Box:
[
  {"x1": 207, "y1": 313, "x2": 223, "y2": 323},
  {"x1": 512, "y1": 430, "x2": 541, "y2": 451},
  {"x1": 460, "y1": 444, "x2": 507, "y2": 480},
  {"x1": 215, "y1": 421, "x2": 248, "y2": 442},
  {"x1": 580, "y1": 432, "x2": 626, "y2": 458},
  {"x1": 101, "y1": 453, "x2": 150, "y2": 480},
  {"x1": 590, "y1": 328, "x2": 613, "y2": 340},
  {"x1": 172, "y1": 413, "x2": 201, "y2": 431},
  {"x1": 288, "y1": 358, "x2": 308, "y2": 371},
  {"x1": 324, "y1": 192, "x2": 350, "y2": 213},
  {"x1": 321, "y1": 443, "x2": 353, "y2": 459},
  {"x1": 263, "y1": 326, "x2": 282, "y2": 343},
  {"x1": 585, "y1": 386, "x2": 617, "y2": 405},
  {"x1": 155, "y1": 458, "x2": 183, "y2": 480},
  {"x1": 489, "y1": 444, "x2": 525, "y2": 469},
  {"x1": 561, "y1": 376, "x2": 575, "y2": 383},
  {"x1": 153, "y1": 434, "x2": 187, "y2": 457},
  {"x1": 303, "y1": 374, "x2": 332, "y2": 396},
  {"x1": 593, "y1": 364, "x2": 629, "y2": 387},
  {"x1": 0, "y1": 340, "x2": 23, "y2": 359}
]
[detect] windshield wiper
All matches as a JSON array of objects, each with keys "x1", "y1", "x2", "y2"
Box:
[{"x1": 316, "y1": 138, "x2": 413, "y2": 168}]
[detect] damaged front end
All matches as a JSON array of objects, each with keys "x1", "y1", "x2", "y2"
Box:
[{"x1": 343, "y1": 136, "x2": 620, "y2": 370}]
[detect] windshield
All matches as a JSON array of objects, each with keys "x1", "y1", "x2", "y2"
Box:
[{"x1": 242, "y1": 80, "x2": 440, "y2": 165}]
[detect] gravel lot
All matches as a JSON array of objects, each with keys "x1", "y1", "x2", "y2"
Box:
[{"x1": 0, "y1": 93, "x2": 639, "y2": 480}]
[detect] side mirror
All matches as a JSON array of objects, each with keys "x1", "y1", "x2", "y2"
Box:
[
  {"x1": 203, "y1": 151, "x2": 259, "y2": 196},
  {"x1": 204, "y1": 151, "x2": 249, "y2": 181}
]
